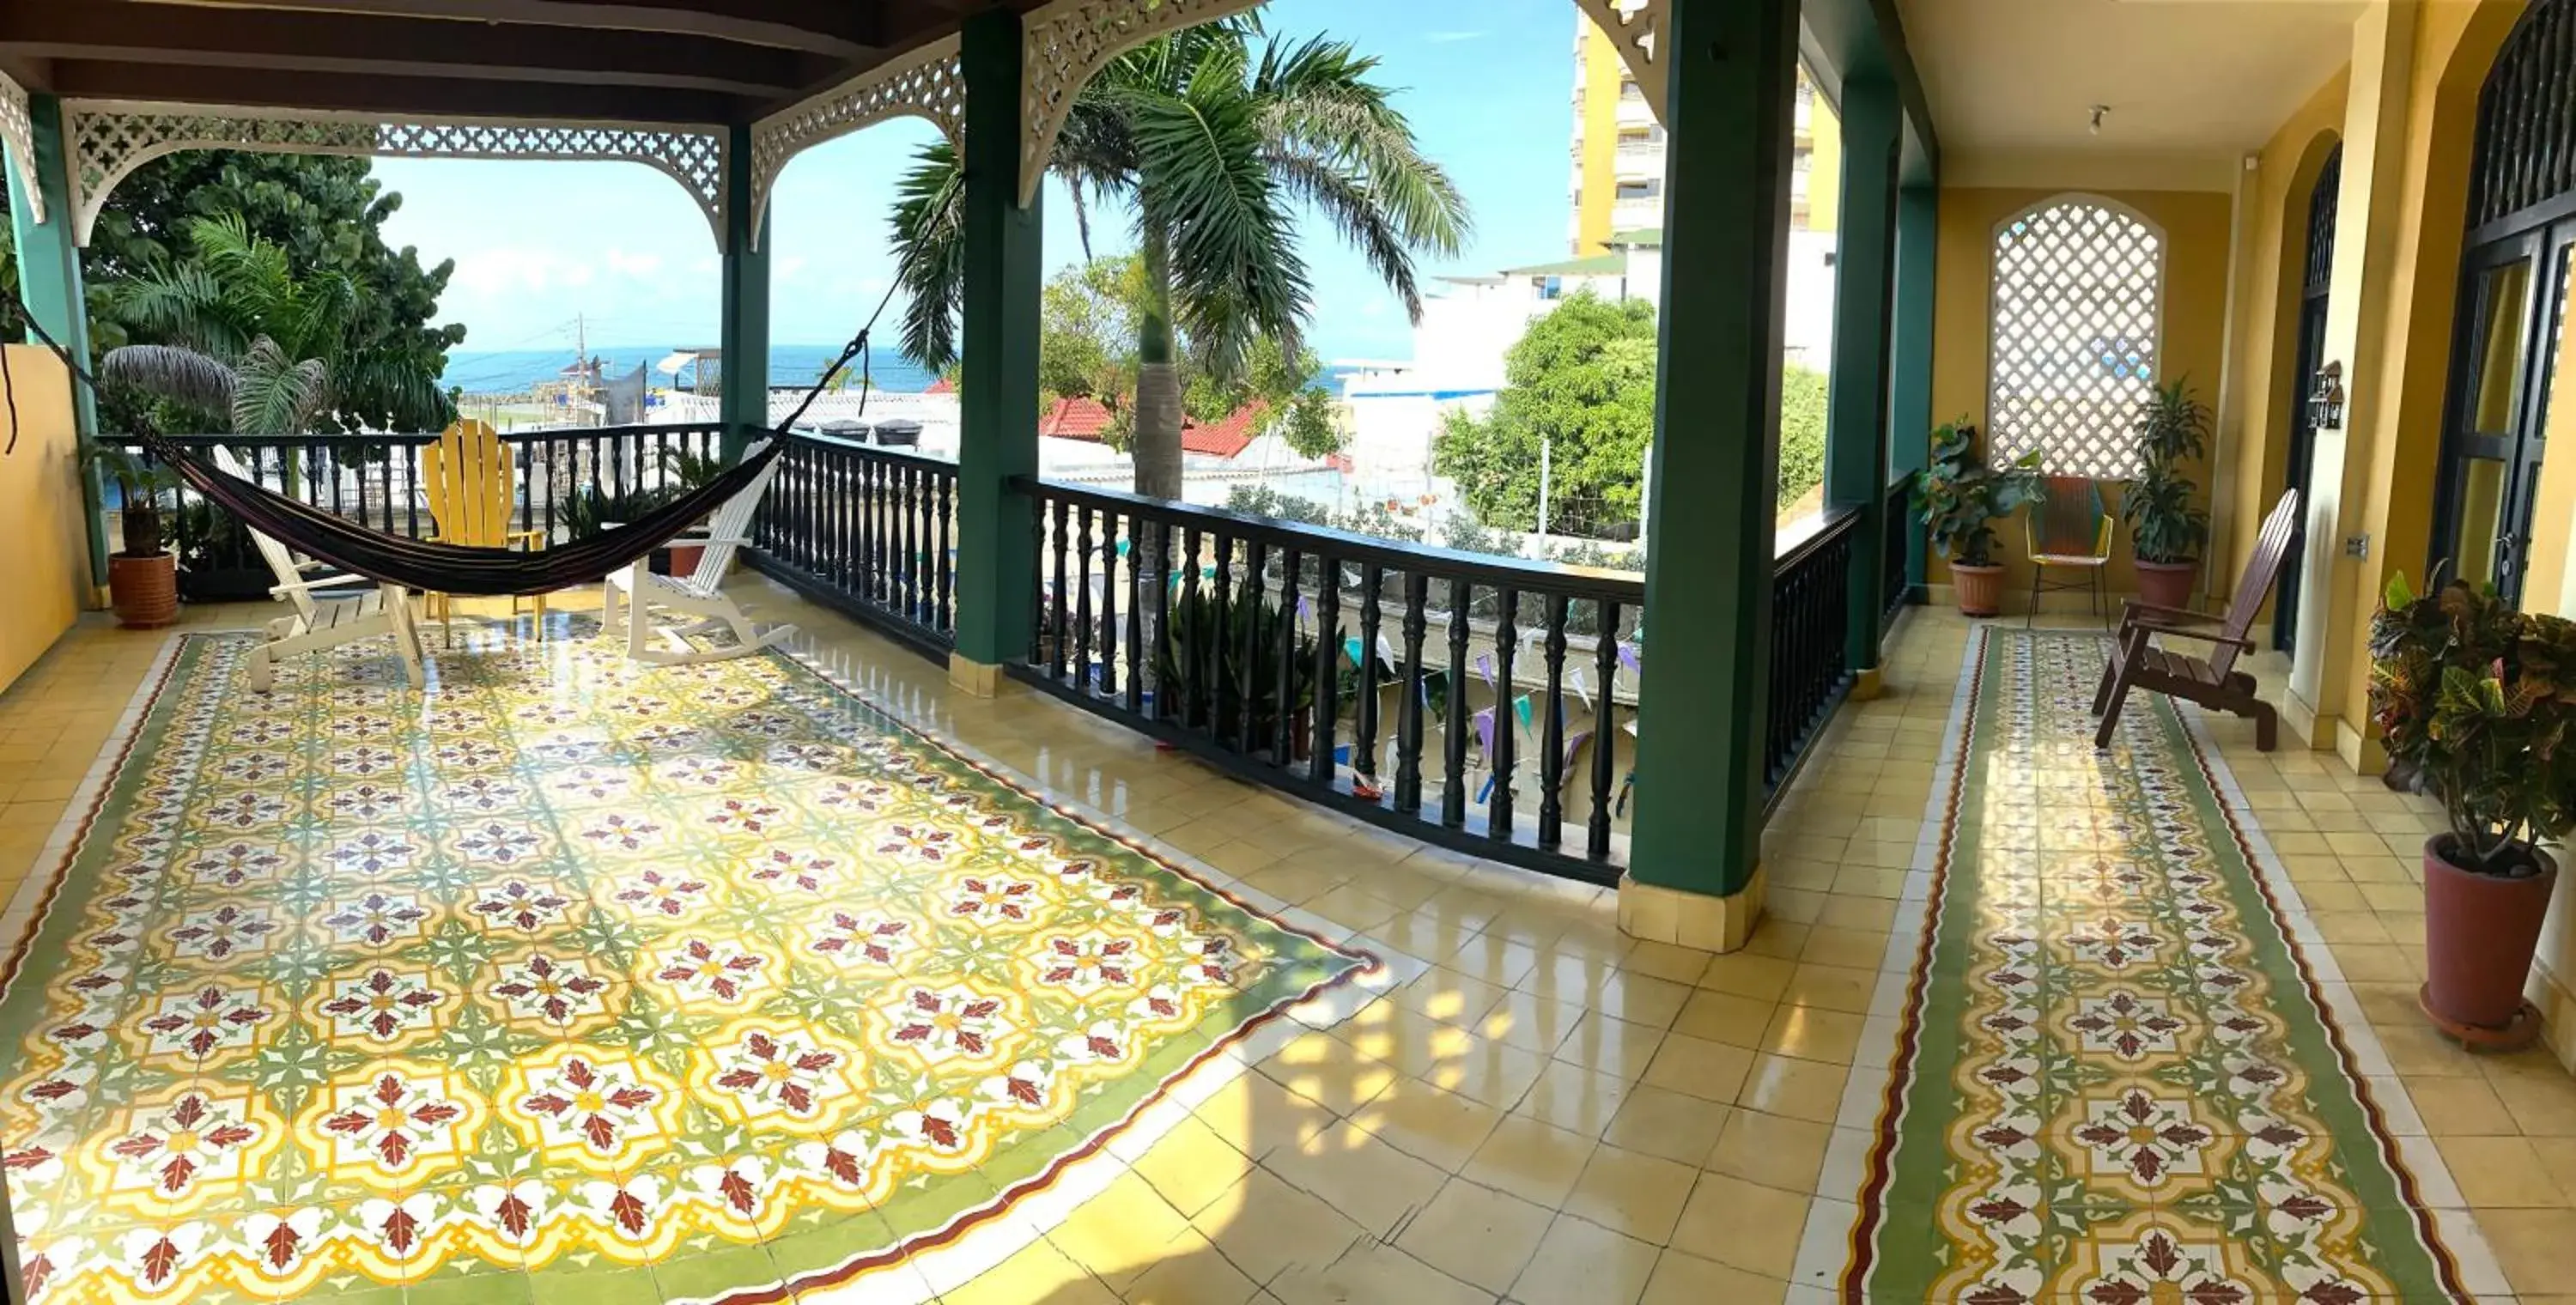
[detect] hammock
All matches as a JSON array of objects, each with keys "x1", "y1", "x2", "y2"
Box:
[{"x1": 3, "y1": 285, "x2": 884, "y2": 598}]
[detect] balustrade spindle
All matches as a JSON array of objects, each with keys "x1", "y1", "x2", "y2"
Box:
[
  {"x1": 1075, "y1": 505, "x2": 1095, "y2": 692},
  {"x1": 1124, "y1": 515, "x2": 1146, "y2": 715},
  {"x1": 1309, "y1": 555, "x2": 1341, "y2": 786},
  {"x1": 1355, "y1": 563, "x2": 1384, "y2": 799},
  {"x1": 1239, "y1": 540, "x2": 1265, "y2": 751},
  {"x1": 1490, "y1": 586, "x2": 1518, "y2": 838},
  {"x1": 1396, "y1": 571, "x2": 1428, "y2": 815},
  {"x1": 1273, "y1": 549, "x2": 1299, "y2": 762},
  {"x1": 1591, "y1": 599, "x2": 1620, "y2": 859},
  {"x1": 1540, "y1": 594, "x2": 1569, "y2": 852},
  {"x1": 1442, "y1": 583, "x2": 1472, "y2": 829},
  {"x1": 1184, "y1": 527, "x2": 1207, "y2": 728}
]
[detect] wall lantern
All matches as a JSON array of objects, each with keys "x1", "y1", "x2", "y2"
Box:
[{"x1": 2308, "y1": 360, "x2": 2347, "y2": 431}]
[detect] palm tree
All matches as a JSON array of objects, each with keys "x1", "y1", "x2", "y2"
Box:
[
  {"x1": 97, "y1": 213, "x2": 452, "y2": 435},
  {"x1": 891, "y1": 20, "x2": 1470, "y2": 498}
]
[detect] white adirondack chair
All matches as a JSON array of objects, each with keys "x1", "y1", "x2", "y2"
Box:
[
  {"x1": 210, "y1": 448, "x2": 427, "y2": 691},
  {"x1": 599, "y1": 441, "x2": 794, "y2": 665}
]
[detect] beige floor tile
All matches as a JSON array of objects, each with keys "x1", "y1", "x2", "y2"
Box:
[
  {"x1": 1460, "y1": 1112, "x2": 1595, "y2": 1208},
  {"x1": 1508, "y1": 1213, "x2": 1662, "y2": 1305},
  {"x1": 1392, "y1": 1176, "x2": 1554, "y2": 1293},
  {"x1": 1511, "y1": 1057, "x2": 1637, "y2": 1138},
  {"x1": 2476, "y1": 1208, "x2": 2576, "y2": 1296},
  {"x1": 1120, "y1": 1229, "x2": 1262, "y2": 1304},
  {"x1": 1704, "y1": 1108, "x2": 1831, "y2": 1194},
  {"x1": 942, "y1": 1236, "x2": 1118, "y2": 1305},
  {"x1": 1046, "y1": 1170, "x2": 1194, "y2": 1290},
  {"x1": 1131, "y1": 1112, "x2": 1256, "y2": 1218},
  {"x1": 1191, "y1": 1168, "x2": 1366, "y2": 1286},
  {"x1": 1554, "y1": 1010, "x2": 1672, "y2": 1078},
  {"x1": 1758, "y1": 1004, "x2": 1867, "y2": 1065},
  {"x1": 1736, "y1": 1053, "x2": 1845, "y2": 1124},
  {"x1": 1262, "y1": 1120, "x2": 1448, "y2": 1239},
  {"x1": 2433, "y1": 1135, "x2": 2573, "y2": 1209},
  {"x1": 1697, "y1": 952, "x2": 1797, "y2": 1001},
  {"x1": 1637, "y1": 1247, "x2": 1788, "y2": 1305},
  {"x1": 1668, "y1": 1172, "x2": 1810, "y2": 1278},
  {"x1": 2405, "y1": 1074, "x2": 2526, "y2": 1136},
  {"x1": 1563, "y1": 1144, "x2": 1699, "y2": 1243},
  {"x1": 1349, "y1": 1079, "x2": 1504, "y2": 1173},
  {"x1": 1265, "y1": 1240, "x2": 1491, "y2": 1305},
  {"x1": 1637, "y1": 1032, "x2": 1756, "y2": 1104},
  {"x1": 1668, "y1": 990, "x2": 1775, "y2": 1049}
]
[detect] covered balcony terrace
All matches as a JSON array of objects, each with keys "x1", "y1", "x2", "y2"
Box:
[{"x1": 3, "y1": 1, "x2": 2576, "y2": 1302}]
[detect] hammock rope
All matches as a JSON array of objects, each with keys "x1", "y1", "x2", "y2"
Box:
[{"x1": 0, "y1": 276, "x2": 897, "y2": 598}]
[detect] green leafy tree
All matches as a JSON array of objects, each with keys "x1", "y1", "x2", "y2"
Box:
[
  {"x1": 1433, "y1": 291, "x2": 1658, "y2": 536},
  {"x1": 1038, "y1": 254, "x2": 1344, "y2": 460},
  {"x1": 97, "y1": 214, "x2": 450, "y2": 435},
  {"x1": 1435, "y1": 294, "x2": 1833, "y2": 534},
  {"x1": 890, "y1": 20, "x2": 1467, "y2": 497},
  {"x1": 2, "y1": 151, "x2": 463, "y2": 429}
]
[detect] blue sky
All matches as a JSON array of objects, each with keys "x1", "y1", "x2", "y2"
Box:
[{"x1": 372, "y1": 0, "x2": 1575, "y2": 364}]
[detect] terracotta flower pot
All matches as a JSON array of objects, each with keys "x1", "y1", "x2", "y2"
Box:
[
  {"x1": 2135, "y1": 558, "x2": 2199, "y2": 611},
  {"x1": 108, "y1": 553, "x2": 179, "y2": 629},
  {"x1": 1951, "y1": 561, "x2": 2006, "y2": 617},
  {"x1": 665, "y1": 543, "x2": 707, "y2": 577},
  {"x1": 2421, "y1": 835, "x2": 2555, "y2": 1043}
]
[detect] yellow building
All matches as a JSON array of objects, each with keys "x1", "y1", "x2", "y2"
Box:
[{"x1": 1570, "y1": 11, "x2": 1840, "y2": 252}]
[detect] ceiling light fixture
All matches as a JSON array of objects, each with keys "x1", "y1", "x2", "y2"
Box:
[{"x1": 2090, "y1": 104, "x2": 2110, "y2": 136}]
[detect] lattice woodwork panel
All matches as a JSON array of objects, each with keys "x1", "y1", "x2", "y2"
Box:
[
  {"x1": 0, "y1": 71, "x2": 39, "y2": 224},
  {"x1": 2472, "y1": 0, "x2": 2576, "y2": 234},
  {"x1": 2304, "y1": 144, "x2": 2342, "y2": 295},
  {"x1": 63, "y1": 104, "x2": 726, "y2": 246},
  {"x1": 1020, "y1": 0, "x2": 1266, "y2": 206},
  {"x1": 1572, "y1": 0, "x2": 1664, "y2": 126},
  {"x1": 750, "y1": 38, "x2": 964, "y2": 242},
  {"x1": 1987, "y1": 199, "x2": 2165, "y2": 479}
]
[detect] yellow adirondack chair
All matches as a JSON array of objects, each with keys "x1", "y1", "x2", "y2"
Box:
[{"x1": 419, "y1": 419, "x2": 547, "y2": 641}]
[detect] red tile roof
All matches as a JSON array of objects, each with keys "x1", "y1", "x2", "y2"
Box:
[
  {"x1": 1038, "y1": 396, "x2": 1116, "y2": 439},
  {"x1": 1179, "y1": 402, "x2": 1267, "y2": 458},
  {"x1": 942, "y1": 381, "x2": 1270, "y2": 457},
  {"x1": 924, "y1": 375, "x2": 955, "y2": 395}
]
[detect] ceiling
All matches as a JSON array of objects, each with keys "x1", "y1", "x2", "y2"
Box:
[
  {"x1": 1894, "y1": 0, "x2": 2364, "y2": 158},
  {"x1": 0, "y1": 0, "x2": 1030, "y2": 124}
]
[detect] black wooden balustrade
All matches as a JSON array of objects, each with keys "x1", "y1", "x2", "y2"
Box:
[
  {"x1": 119, "y1": 423, "x2": 726, "y2": 603},
  {"x1": 1768, "y1": 507, "x2": 1859, "y2": 798},
  {"x1": 744, "y1": 431, "x2": 957, "y2": 656},
  {"x1": 1014, "y1": 476, "x2": 1660, "y2": 883},
  {"x1": 1883, "y1": 474, "x2": 1917, "y2": 628}
]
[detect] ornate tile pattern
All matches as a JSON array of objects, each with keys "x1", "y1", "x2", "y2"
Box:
[
  {"x1": 0, "y1": 632, "x2": 1374, "y2": 1302},
  {"x1": 1848, "y1": 629, "x2": 2464, "y2": 1303}
]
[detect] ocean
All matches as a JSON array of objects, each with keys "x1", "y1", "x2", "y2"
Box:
[{"x1": 441, "y1": 344, "x2": 939, "y2": 396}]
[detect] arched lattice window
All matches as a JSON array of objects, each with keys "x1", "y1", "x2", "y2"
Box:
[{"x1": 1988, "y1": 197, "x2": 2166, "y2": 478}]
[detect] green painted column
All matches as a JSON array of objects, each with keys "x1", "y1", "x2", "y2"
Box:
[
  {"x1": 719, "y1": 122, "x2": 770, "y2": 458},
  {"x1": 1825, "y1": 76, "x2": 1899, "y2": 671},
  {"x1": 6, "y1": 94, "x2": 107, "y2": 587},
  {"x1": 950, "y1": 6, "x2": 1042, "y2": 672},
  {"x1": 1890, "y1": 182, "x2": 1939, "y2": 591},
  {"x1": 1629, "y1": 0, "x2": 1800, "y2": 902}
]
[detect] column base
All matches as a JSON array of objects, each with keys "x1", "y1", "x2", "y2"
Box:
[
  {"x1": 1850, "y1": 666, "x2": 1885, "y2": 701},
  {"x1": 2279, "y1": 688, "x2": 2337, "y2": 753},
  {"x1": 947, "y1": 654, "x2": 1010, "y2": 698},
  {"x1": 2334, "y1": 719, "x2": 2388, "y2": 776},
  {"x1": 1618, "y1": 866, "x2": 1766, "y2": 953}
]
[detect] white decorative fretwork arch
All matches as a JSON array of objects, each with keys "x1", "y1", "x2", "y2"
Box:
[
  {"x1": 0, "y1": 71, "x2": 40, "y2": 224},
  {"x1": 1019, "y1": 0, "x2": 1268, "y2": 207},
  {"x1": 747, "y1": 37, "x2": 965, "y2": 247},
  {"x1": 1572, "y1": 0, "x2": 1665, "y2": 127},
  {"x1": 1987, "y1": 195, "x2": 2166, "y2": 479},
  {"x1": 60, "y1": 103, "x2": 727, "y2": 248}
]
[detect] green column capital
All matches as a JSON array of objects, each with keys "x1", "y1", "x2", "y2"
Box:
[{"x1": 719, "y1": 122, "x2": 772, "y2": 458}]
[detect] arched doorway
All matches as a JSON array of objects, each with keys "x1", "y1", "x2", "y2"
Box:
[
  {"x1": 2276, "y1": 143, "x2": 2339, "y2": 652},
  {"x1": 2435, "y1": 0, "x2": 2576, "y2": 605}
]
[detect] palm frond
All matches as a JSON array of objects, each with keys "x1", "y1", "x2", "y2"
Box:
[
  {"x1": 99, "y1": 343, "x2": 240, "y2": 418},
  {"x1": 1129, "y1": 46, "x2": 1309, "y2": 377},
  {"x1": 888, "y1": 141, "x2": 969, "y2": 371},
  {"x1": 231, "y1": 337, "x2": 334, "y2": 435}
]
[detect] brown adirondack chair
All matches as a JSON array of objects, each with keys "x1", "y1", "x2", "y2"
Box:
[{"x1": 2091, "y1": 489, "x2": 2301, "y2": 750}]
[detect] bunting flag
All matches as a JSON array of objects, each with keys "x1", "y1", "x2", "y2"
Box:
[
  {"x1": 1569, "y1": 665, "x2": 1595, "y2": 714},
  {"x1": 1512, "y1": 694, "x2": 1534, "y2": 732},
  {"x1": 1617, "y1": 641, "x2": 1643, "y2": 675},
  {"x1": 1475, "y1": 652, "x2": 1497, "y2": 689},
  {"x1": 1345, "y1": 636, "x2": 1365, "y2": 668}
]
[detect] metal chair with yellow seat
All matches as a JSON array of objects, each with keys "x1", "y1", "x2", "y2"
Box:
[
  {"x1": 2023, "y1": 476, "x2": 2113, "y2": 628},
  {"x1": 419, "y1": 418, "x2": 549, "y2": 644}
]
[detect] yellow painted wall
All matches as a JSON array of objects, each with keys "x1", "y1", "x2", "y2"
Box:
[
  {"x1": 2220, "y1": 72, "x2": 2349, "y2": 610},
  {"x1": 2304, "y1": 0, "x2": 2518, "y2": 766},
  {"x1": 1576, "y1": 23, "x2": 1623, "y2": 255},
  {"x1": 1926, "y1": 186, "x2": 2237, "y2": 604},
  {"x1": 1807, "y1": 95, "x2": 1843, "y2": 234},
  {"x1": 0, "y1": 349, "x2": 90, "y2": 696}
]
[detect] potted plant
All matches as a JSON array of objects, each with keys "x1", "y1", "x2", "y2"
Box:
[
  {"x1": 1913, "y1": 418, "x2": 2038, "y2": 617},
  {"x1": 2369, "y1": 573, "x2": 2576, "y2": 1047},
  {"x1": 556, "y1": 446, "x2": 728, "y2": 575},
  {"x1": 2122, "y1": 379, "x2": 2213, "y2": 610},
  {"x1": 82, "y1": 443, "x2": 182, "y2": 628}
]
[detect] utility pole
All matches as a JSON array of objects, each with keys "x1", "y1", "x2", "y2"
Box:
[{"x1": 1537, "y1": 436, "x2": 1552, "y2": 552}]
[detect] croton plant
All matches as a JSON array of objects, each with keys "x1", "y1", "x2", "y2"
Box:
[{"x1": 2368, "y1": 573, "x2": 2576, "y2": 876}]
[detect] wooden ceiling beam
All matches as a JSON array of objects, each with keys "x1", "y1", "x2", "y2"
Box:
[
  {"x1": 0, "y1": 2, "x2": 824, "y2": 97},
  {"x1": 128, "y1": 0, "x2": 884, "y2": 60},
  {"x1": 43, "y1": 60, "x2": 747, "y2": 124}
]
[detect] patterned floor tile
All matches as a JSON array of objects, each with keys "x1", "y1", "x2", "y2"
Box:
[{"x1": 0, "y1": 628, "x2": 1375, "y2": 1302}]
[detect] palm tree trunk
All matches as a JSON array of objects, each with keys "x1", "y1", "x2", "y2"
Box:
[{"x1": 1133, "y1": 234, "x2": 1184, "y2": 501}]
